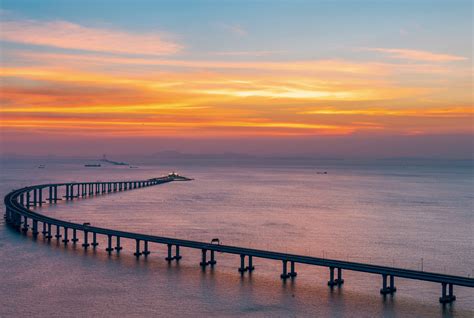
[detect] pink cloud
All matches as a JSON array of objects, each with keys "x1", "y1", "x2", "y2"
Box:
[
  {"x1": 0, "y1": 19, "x2": 181, "y2": 55},
  {"x1": 365, "y1": 47, "x2": 466, "y2": 62}
]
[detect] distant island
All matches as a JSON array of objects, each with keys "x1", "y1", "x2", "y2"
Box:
[{"x1": 100, "y1": 154, "x2": 129, "y2": 166}]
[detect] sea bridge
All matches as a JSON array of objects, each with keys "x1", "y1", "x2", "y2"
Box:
[{"x1": 4, "y1": 176, "x2": 473, "y2": 304}]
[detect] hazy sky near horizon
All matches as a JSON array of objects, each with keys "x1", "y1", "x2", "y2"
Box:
[{"x1": 0, "y1": 0, "x2": 472, "y2": 157}]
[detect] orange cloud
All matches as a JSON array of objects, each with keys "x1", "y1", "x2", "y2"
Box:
[
  {"x1": 364, "y1": 47, "x2": 467, "y2": 62},
  {"x1": 0, "y1": 19, "x2": 181, "y2": 55}
]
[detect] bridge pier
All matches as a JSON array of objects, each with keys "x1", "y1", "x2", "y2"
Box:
[
  {"x1": 208, "y1": 250, "x2": 216, "y2": 267},
  {"x1": 134, "y1": 239, "x2": 142, "y2": 258},
  {"x1": 289, "y1": 261, "x2": 297, "y2": 278},
  {"x1": 48, "y1": 186, "x2": 53, "y2": 204},
  {"x1": 106, "y1": 235, "x2": 113, "y2": 254},
  {"x1": 82, "y1": 231, "x2": 90, "y2": 248},
  {"x1": 42, "y1": 222, "x2": 47, "y2": 236},
  {"x1": 380, "y1": 274, "x2": 397, "y2": 295},
  {"x1": 91, "y1": 232, "x2": 98, "y2": 248},
  {"x1": 38, "y1": 188, "x2": 43, "y2": 206},
  {"x1": 46, "y1": 223, "x2": 52, "y2": 240},
  {"x1": 142, "y1": 241, "x2": 150, "y2": 256},
  {"x1": 26, "y1": 191, "x2": 30, "y2": 209},
  {"x1": 62, "y1": 228, "x2": 69, "y2": 244},
  {"x1": 33, "y1": 189, "x2": 37, "y2": 206},
  {"x1": 439, "y1": 283, "x2": 456, "y2": 304},
  {"x1": 165, "y1": 244, "x2": 181, "y2": 262},
  {"x1": 72, "y1": 229, "x2": 79, "y2": 244},
  {"x1": 115, "y1": 236, "x2": 122, "y2": 252},
  {"x1": 55, "y1": 225, "x2": 62, "y2": 240},
  {"x1": 54, "y1": 186, "x2": 58, "y2": 203},
  {"x1": 32, "y1": 220, "x2": 38, "y2": 238},
  {"x1": 281, "y1": 260, "x2": 290, "y2": 279},
  {"x1": 200, "y1": 249, "x2": 208, "y2": 267},
  {"x1": 328, "y1": 267, "x2": 344, "y2": 286},
  {"x1": 22, "y1": 216, "x2": 28, "y2": 233}
]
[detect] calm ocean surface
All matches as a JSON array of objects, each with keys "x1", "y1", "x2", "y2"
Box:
[{"x1": 1, "y1": 160, "x2": 473, "y2": 317}]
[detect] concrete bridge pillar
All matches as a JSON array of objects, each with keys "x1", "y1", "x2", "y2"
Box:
[
  {"x1": 55, "y1": 225, "x2": 62, "y2": 240},
  {"x1": 49, "y1": 186, "x2": 53, "y2": 204},
  {"x1": 380, "y1": 274, "x2": 397, "y2": 295},
  {"x1": 134, "y1": 239, "x2": 142, "y2": 258},
  {"x1": 208, "y1": 250, "x2": 216, "y2": 267},
  {"x1": 62, "y1": 228, "x2": 69, "y2": 244},
  {"x1": 280, "y1": 260, "x2": 290, "y2": 279},
  {"x1": 72, "y1": 229, "x2": 79, "y2": 244},
  {"x1": 91, "y1": 232, "x2": 98, "y2": 248},
  {"x1": 328, "y1": 267, "x2": 336, "y2": 286},
  {"x1": 32, "y1": 220, "x2": 38, "y2": 238},
  {"x1": 143, "y1": 241, "x2": 150, "y2": 256},
  {"x1": 200, "y1": 249, "x2": 208, "y2": 267},
  {"x1": 54, "y1": 186, "x2": 58, "y2": 203},
  {"x1": 106, "y1": 235, "x2": 113, "y2": 254},
  {"x1": 439, "y1": 283, "x2": 456, "y2": 303},
  {"x1": 26, "y1": 191, "x2": 30, "y2": 209},
  {"x1": 247, "y1": 256, "x2": 255, "y2": 272},
  {"x1": 115, "y1": 236, "x2": 122, "y2": 252},
  {"x1": 82, "y1": 231, "x2": 90, "y2": 248},
  {"x1": 38, "y1": 188, "x2": 43, "y2": 206},
  {"x1": 21, "y1": 216, "x2": 28, "y2": 233},
  {"x1": 33, "y1": 188, "x2": 37, "y2": 206},
  {"x1": 46, "y1": 223, "x2": 52, "y2": 240},
  {"x1": 289, "y1": 261, "x2": 297, "y2": 278},
  {"x1": 238, "y1": 254, "x2": 246, "y2": 274},
  {"x1": 42, "y1": 222, "x2": 47, "y2": 235}
]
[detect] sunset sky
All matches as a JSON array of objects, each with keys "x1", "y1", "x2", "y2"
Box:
[{"x1": 0, "y1": 0, "x2": 472, "y2": 158}]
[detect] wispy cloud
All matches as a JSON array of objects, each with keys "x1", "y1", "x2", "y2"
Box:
[
  {"x1": 0, "y1": 19, "x2": 181, "y2": 55},
  {"x1": 364, "y1": 47, "x2": 467, "y2": 62},
  {"x1": 211, "y1": 50, "x2": 283, "y2": 57},
  {"x1": 220, "y1": 23, "x2": 247, "y2": 36}
]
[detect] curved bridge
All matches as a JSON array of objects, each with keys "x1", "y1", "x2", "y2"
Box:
[{"x1": 4, "y1": 177, "x2": 473, "y2": 304}]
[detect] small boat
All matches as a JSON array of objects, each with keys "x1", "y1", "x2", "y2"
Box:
[
  {"x1": 38, "y1": 165, "x2": 46, "y2": 169},
  {"x1": 129, "y1": 166, "x2": 139, "y2": 169},
  {"x1": 85, "y1": 164, "x2": 101, "y2": 167}
]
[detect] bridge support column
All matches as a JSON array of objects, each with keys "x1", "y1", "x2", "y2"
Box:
[
  {"x1": 38, "y1": 188, "x2": 43, "y2": 206},
  {"x1": 55, "y1": 225, "x2": 62, "y2": 240},
  {"x1": 46, "y1": 223, "x2": 52, "y2": 240},
  {"x1": 238, "y1": 254, "x2": 245, "y2": 273},
  {"x1": 49, "y1": 186, "x2": 53, "y2": 204},
  {"x1": 66, "y1": 185, "x2": 70, "y2": 200},
  {"x1": 281, "y1": 260, "x2": 290, "y2": 279},
  {"x1": 200, "y1": 249, "x2": 208, "y2": 267},
  {"x1": 143, "y1": 241, "x2": 150, "y2": 256},
  {"x1": 439, "y1": 283, "x2": 456, "y2": 304},
  {"x1": 106, "y1": 235, "x2": 113, "y2": 254},
  {"x1": 380, "y1": 274, "x2": 397, "y2": 295},
  {"x1": 208, "y1": 250, "x2": 216, "y2": 267},
  {"x1": 247, "y1": 255, "x2": 255, "y2": 272},
  {"x1": 289, "y1": 261, "x2": 297, "y2": 278},
  {"x1": 42, "y1": 222, "x2": 47, "y2": 235},
  {"x1": 166, "y1": 244, "x2": 172, "y2": 261},
  {"x1": 22, "y1": 216, "x2": 28, "y2": 233},
  {"x1": 26, "y1": 191, "x2": 31, "y2": 209},
  {"x1": 134, "y1": 239, "x2": 142, "y2": 258},
  {"x1": 54, "y1": 186, "x2": 58, "y2": 203},
  {"x1": 62, "y1": 228, "x2": 69, "y2": 244},
  {"x1": 115, "y1": 236, "x2": 122, "y2": 252},
  {"x1": 72, "y1": 229, "x2": 79, "y2": 244},
  {"x1": 33, "y1": 189, "x2": 37, "y2": 206},
  {"x1": 32, "y1": 220, "x2": 38, "y2": 238},
  {"x1": 335, "y1": 268, "x2": 344, "y2": 286},
  {"x1": 91, "y1": 232, "x2": 98, "y2": 248},
  {"x1": 82, "y1": 231, "x2": 90, "y2": 248}
]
